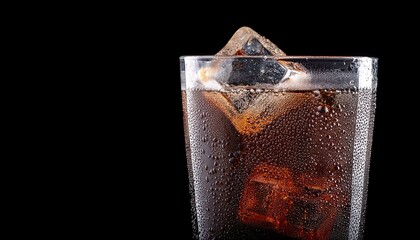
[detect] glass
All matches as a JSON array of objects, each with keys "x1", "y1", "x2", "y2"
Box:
[{"x1": 180, "y1": 56, "x2": 378, "y2": 240}]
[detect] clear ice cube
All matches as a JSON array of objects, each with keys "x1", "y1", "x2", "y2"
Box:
[
  {"x1": 213, "y1": 26, "x2": 289, "y2": 86},
  {"x1": 198, "y1": 26, "x2": 309, "y2": 88},
  {"x1": 216, "y1": 26, "x2": 286, "y2": 57},
  {"x1": 227, "y1": 57, "x2": 287, "y2": 86},
  {"x1": 199, "y1": 26, "x2": 308, "y2": 134}
]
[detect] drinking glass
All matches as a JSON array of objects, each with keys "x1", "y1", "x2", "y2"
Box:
[{"x1": 180, "y1": 56, "x2": 377, "y2": 240}]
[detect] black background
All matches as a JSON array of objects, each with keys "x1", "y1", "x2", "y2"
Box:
[{"x1": 77, "y1": 7, "x2": 415, "y2": 240}]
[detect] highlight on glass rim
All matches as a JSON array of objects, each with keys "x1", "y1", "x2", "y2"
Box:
[{"x1": 180, "y1": 26, "x2": 378, "y2": 240}]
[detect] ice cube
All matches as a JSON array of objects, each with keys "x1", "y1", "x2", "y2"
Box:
[
  {"x1": 214, "y1": 27, "x2": 289, "y2": 86},
  {"x1": 238, "y1": 163, "x2": 339, "y2": 240},
  {"x1": 198, "y1": 57, "x2": 290, "y2": 87},
  {"x1": 216, "y1": 26, "x2": 286, "y2": 57},
  {"x1": 296, "y1": 174, "x2": 334, "y2": 196},
  {"x1": 226, "y1": 57, "x2": 288, "y2": 86},
  {"x1": 238, "y1": 164, "x2": 297, "y2": 229},
  {"x1": 203, "y1": 91, "x2": 306, "y2": 135},
  {"x1": 198, "y1": 26, "x2": 309, "y2": 88},
  {"x1": 197, "y1": 59, "x2": 232, "y2": 90},
  {"x1": 282, "y1": 195, "x2": 338, "y2": 240},
  {"x1": 199, "y1": 27, "x2": 309, "y2": 134},
  {"x1": 284, "y1": 174, "x2": 339, "y2": 239}
]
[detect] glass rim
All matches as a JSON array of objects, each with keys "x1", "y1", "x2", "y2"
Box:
[{"x1": 180, "y1": 55, "x2": 378, "y2": 61}]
